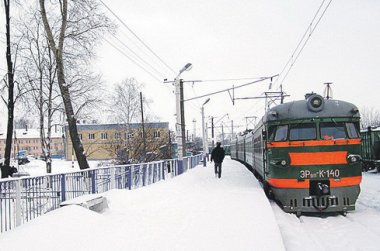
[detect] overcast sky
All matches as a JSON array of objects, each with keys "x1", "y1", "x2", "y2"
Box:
[{"x1": 1, "y1": 0, "x2": 380, "y2": 138}]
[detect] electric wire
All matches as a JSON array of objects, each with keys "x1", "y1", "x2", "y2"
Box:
[
  {"x1": 273, "y1": 0, "x2": 333, "y2": 90},
  {"x1": 98, "y1": 0, "x2": 177, "y2": 76},
  {"x1": 103, "y1": 37, "x2": 163, "y2": 83},
  {"x1": 116, "y1": 26, "x2": 172, "y2": 77},
  {"x1": 111, "y1": 33, "x2": 166, "y2": 79}
]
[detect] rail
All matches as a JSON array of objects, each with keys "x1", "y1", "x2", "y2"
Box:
[{"x1": 0, "y1": 155, "x2": 202, "y2": 234}]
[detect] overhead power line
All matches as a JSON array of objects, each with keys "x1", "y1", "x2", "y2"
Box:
[
  {"x1": 273, "y1": 0, "x2": 333, "y2": 90},
  {"x1": 103, "y1": 37, "x2": 162, "y2": 82},
  {"x1": 99, "y1": 0, "x2": 177, "y2": 76},
  {"x1": 111, "y1": 33, "x2": 166, "y2": 79}
]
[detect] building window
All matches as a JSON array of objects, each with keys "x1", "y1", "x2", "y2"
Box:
[
  {"x1": 79, "y1": 134, "x2": 83, "y2": 140},
  {"x1": 154, "y1": 131, "x2": 160, "y2": 138},
  {"x1": 115, "y1": 132, "x2": 121, "y2": 139},
  {"x1": 101, "y1": 132, "x2": 108, "y2": 140},
  {"x1": 89, "y1": 133, "x2": 95, "y2": 140}
]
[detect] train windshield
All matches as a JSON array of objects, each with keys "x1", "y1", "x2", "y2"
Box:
[
  {"x1": 289, "y1": 123, "x2": 316, "y2": 141},
  {"x1": 346, "y1": 122, "x2": 359, "y2": 138},
  {"x1": 274, "y1": 125, "x2": 288, "y2": 141},
  {"x1": 320, "y1": 122, "x2": 347, "y2": 140}
]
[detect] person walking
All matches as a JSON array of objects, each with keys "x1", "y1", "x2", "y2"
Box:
[{"x1": 210, "y1": 142, "x2": 225, "y2": 178}]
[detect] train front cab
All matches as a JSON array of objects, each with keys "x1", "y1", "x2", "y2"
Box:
[{"x1": 264, "y1": 96, "x2": 362, "y2": 214}]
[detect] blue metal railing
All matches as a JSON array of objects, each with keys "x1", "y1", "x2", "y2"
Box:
[{"x1": 0, "y1": 154, "x2": 202, "y2": 234}]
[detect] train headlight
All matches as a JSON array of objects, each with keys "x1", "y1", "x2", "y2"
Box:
[
  {"x1": 347, "y1": 154, "x2": 361, "y2": 163},
  {"x1": 280, "y1": 160, "x2": 287, "y2": 166},
  {"x1": 307, "y1": 94, "x2": 325, "y2": 112},
  {"x1": 318, "y1": 183, "x2": 330, "y2": 195}
]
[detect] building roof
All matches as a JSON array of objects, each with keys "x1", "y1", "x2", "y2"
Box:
[
  {"x1": 71, "y1": 122, "x2": 169, "y2": 131},
  {"x1": 0, "y1": 128, "x2": 64, "y2": 140}
]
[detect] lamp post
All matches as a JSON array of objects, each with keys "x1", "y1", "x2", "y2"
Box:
[
  {"x1": 175, "y1": 63, "x2": 192, "y2": 161},
  {"x1": 201, "y1": 98, "x2": 210, "y2": 167}
]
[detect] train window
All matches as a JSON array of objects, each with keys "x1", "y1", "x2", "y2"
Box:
[
  {"x1": 274, "y1": 125, "x2": 288, "y2": 141},
  {"x1": 289, "y1": 123, "x2": 316, "y2": 141},
  {"x1": 320, "y1": 122, "x2": 347, "y2": 140},
  {"x1": 346, "y1": 123, "x2": 359, "y2": 138},
  {"x1": 268, "y1": 126, "x2": 276, "y2": 141}
]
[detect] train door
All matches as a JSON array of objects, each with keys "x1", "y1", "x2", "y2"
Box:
[
  {"x1": 262, "y1": 127, "x2": 267, "y2": 179},
  {"x1": 243, "y1": 137, "x2": 246, "y2": 163}
]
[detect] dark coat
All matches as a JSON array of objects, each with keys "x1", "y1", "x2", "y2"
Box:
[{"x1": 211, "y1": 146, "x2": 225, "y2": 163}]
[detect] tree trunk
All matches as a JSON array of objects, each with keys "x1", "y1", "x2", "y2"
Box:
[
  {"x1": 39, "y1": 0, "x2": 89, "y2": 169},
  {"x1": 2, "y1": 0, "x2": 15, "y2": 178}
]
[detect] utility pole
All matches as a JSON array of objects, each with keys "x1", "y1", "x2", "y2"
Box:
[
  {"x1": 192, "y1": 119, "x2": 196, "y2": 141},
  {"x1": 140, "y1": 92, "x2": 146, "y2": 162},
  {"x1": 168, "y1": 129, "x2": 172, "y2": 159},
  {"x1": 221, "y1": 124, "x2": 224, "y2": 146},
  {"x1": 201, "y1": 98, "x2": 210, "y2": 166},
  {"x1": 180, "y1": 79, "x2": 186, "y2": 157},
  {"x1": 173, "y1": 63, "x2": 192, "y2": 161},
  {"x1": 211, "y1": 116, "x2": 214, "y2": 147},
  {"x1": 231, "y1": 120, "x2": 234, "y2": 141}
]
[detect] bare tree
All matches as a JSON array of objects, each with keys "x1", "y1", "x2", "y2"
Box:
[
  {"x1": 109, "y1": 78, "x2": 144, "y2": 124},
  {"x1": 101, "y1": 126, "x2": 170, "y2": 163},
  {"x1": 14, "y1": 9, "x2": 60, "y2": 173},
  {"x1": 361, "y1": 107, "x2": 380, "y2": 129},
  {"x1": 105, "y1": 78, "x2": 154, "y2": 162},
  {"x1": 1, "y1": 0, "x2": 16, "y2": 177},
  {"x1": 38, "y1": 0, "x2": 113, "y2": 169}
]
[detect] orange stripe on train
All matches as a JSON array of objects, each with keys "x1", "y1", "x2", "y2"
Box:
[
  {"x1": 267, "y1": 176, "x2": 362, "y2": 188},
  {"x1": 267, "y1": 139, "x2": 361, "y2": 148},
  {"x1": 289, "y1": 151, "x2": 348, "y2": 166}
]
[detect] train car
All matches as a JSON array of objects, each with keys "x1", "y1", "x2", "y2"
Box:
[
  {"x1": 231, "y1": 93, "x2": 362, "y2": 215},
  {"x1": 361, "y1": 127, "x2": 380, "y2": 171},
  {"x1": 223, "y1": 144, "x2": 231, "y2": 155}
]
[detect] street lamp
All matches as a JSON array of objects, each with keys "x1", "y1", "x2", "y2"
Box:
[
  {"x1": 201, "y1": 98, "x2": 210, "y2": 166},
  {"x1": 175, "y1": 63, "x2": 192, "y2": 161}
]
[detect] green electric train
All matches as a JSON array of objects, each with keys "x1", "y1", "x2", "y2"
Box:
[
  {"x1": 361, "y1": 127, "x2": 380, "y2": 171},
  {"x1": 231, "y1": 93, "x2": 362, "y2": 215}
]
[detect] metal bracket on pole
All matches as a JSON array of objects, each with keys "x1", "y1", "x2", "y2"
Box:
[{"x1": 227, "y1": 85, "x2": 235, "y2": 105}]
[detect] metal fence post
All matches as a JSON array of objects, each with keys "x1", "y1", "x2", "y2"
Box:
[
  {"x1": 15, "y1": 179, "x2": 22, "y2": 227},
  {"x1": 61, "y1": 174, "x2": 66, "y2": 202},
  {"x1": 91, "y1": 170, "x2": 96, "y2": 194},
  {"x1": 178, "y1": 159, "x2": 183, "y2": 175},
  {"x1": 110, "y1": 167, "x2": 116, "y2": 190},
  {"x1": 142, "y1": 164, "x2": 146, "y2": 186},
  {"x1": 162, "y1": 161, "x2": 165, "y2": 180},
  {"x1": 127, "y1": 166, "x2": 132, "y2": 190}
]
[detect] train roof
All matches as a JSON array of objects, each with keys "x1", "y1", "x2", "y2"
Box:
[{"x1": 264, "y1": 94, "x2": 359, "y2": 122}]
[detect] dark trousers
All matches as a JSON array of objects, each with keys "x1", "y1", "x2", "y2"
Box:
[{"x1": 214, "y1": 162, "x2": 222, "y2": 178}]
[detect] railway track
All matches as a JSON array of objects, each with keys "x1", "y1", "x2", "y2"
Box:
[{"x1": 271, "y1": 172, "x2": 380, "y2": 251}]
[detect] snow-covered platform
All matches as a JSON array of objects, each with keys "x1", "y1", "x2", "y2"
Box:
[{"x1": 0, "y1": 157, "x2": 285, "y2": 251}]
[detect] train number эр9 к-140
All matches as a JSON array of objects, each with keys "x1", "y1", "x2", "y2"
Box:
[{"x1": 231, "y1": 93, "x2": 362, "y2": 215}]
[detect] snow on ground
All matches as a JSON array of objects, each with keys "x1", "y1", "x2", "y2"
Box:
[
  {"x1": 17, "y1": 158, "x2": 101, "y2": 175},
  {"x1": 0, "y1": 157, "x2": 285, "y2": 251},
  {"x1": 2, "y1": 157, "x2": 380, "y2": 250},
  {"x1": 273, "y1": 171, "x2": 380, "y2": 251}
]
